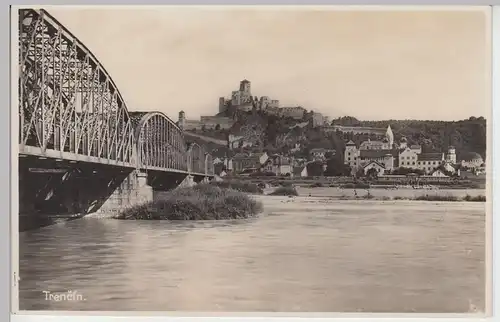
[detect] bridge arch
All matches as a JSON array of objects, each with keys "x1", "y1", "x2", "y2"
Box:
[
  {"x1": 131, "y1": 111, "x2": 187, "y2": 172},
  {"x1": 19, "y1": 9, "x2": 135, "y2": 165}
]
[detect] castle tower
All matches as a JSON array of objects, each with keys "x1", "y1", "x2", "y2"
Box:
[
  {"x1": 239, "y1": 79, "x2": 251, "y2": 94},
  {"x1": 344, "y1": 140, "x2": 358, "y2": 170},
  {"x1": 446, "y1": 146, "x2": 456, "y2": 164},
  {"x1": 385, "y1": 125, "x2": 394, "y2": 148},
  {"x1": 178, "y1": 111, "x2": 186, "y2": 130},
  {"x1": 218, "y1": 97, "x2": 226, "y2": 113}
]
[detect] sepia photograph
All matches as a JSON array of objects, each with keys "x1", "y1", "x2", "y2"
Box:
[{"x1": 14, "y1": 5, "x2": 490, "y2": 314}]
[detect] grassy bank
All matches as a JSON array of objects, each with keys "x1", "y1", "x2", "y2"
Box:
[
  {"x1": 115, "y1": 184, "x2": 263, "y2": 220},
  {"x1": 338, "y1": 193, "x2": 486, "y2": 202},
  {"x1": 268, "y1": 186, "x2": 299, "y2": 196},
  {"x1": 210, "y1": 180, "x2": 263, "y2": 194}
]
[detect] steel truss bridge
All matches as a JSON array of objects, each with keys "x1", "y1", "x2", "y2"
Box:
[{"x1": 18, "y1": 9, "x2": 214, "y2": 177}]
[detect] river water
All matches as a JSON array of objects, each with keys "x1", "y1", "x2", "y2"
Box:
[{"x1": 18, "y1": 194, "x2": 485, "y2": 313}]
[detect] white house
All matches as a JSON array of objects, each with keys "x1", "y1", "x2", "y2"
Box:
[
  {"x1": 398, "y1": 147, "x2": 419, "y2": 169},
  {"x1": 416, "y1": 153, "x2": 444, "y2": 174},
  {"x1": 363, "y1": 160, "x2": 386, "y2": 176},
  {"x1": 431, "y1": 169, "x2": 449, "y2": 177}
]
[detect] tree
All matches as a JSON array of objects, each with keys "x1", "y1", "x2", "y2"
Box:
[
  {"x1": 201, "y1": 124, "x2": 206, "y2": 132},
  {"x1": 215, "y1": 124, "x2": 221, "y2": 131},
  {"x1": 366, "y1": 168, "x2": 379, "y2": 180},
  {"x1": 391, "y1": 167, "x2": 424, "y2": 176},
  {"x1": 306, "y1": 161, "x2": 324, "y2": 177},
  {"x1": 324, "y1": 157, "x2": 350, "y2": 176}
]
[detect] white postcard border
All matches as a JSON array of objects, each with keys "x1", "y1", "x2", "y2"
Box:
[{"x1": 4, "y1": 2, "x2": 499, "y2": 322}]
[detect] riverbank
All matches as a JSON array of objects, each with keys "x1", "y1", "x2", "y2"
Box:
[{"x1": 264, "y1": 186, "x2": 486, "y2": 202}]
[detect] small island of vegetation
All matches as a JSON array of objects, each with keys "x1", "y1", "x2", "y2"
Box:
[{"x1": 114, "y1": 184, "x2": 263, "y2": 220}]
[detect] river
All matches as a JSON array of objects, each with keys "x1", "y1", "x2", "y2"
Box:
[{"x1": 18, "y1": 193, "x2": 485, "y2": 313}]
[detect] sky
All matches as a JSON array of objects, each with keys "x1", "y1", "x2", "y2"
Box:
[{"x1": 40, "y1": 6, "x2": 490, "y2": 121}]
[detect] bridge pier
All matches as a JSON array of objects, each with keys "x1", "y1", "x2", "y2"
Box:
[
  {"x1": 98, "y1": 170, "x2": 153, "y2": 215},
  {"x1": 178, "y1": 175, "x2": 195, "y2": 188}
]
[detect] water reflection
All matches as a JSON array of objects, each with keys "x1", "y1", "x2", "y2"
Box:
[{"x1": 19, "y1": 198, "x2": 485, "y2": 313}]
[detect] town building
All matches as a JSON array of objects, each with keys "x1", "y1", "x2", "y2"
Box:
[
  {"x1": 177, "y1": 111, "x2": 234, "y2": 131},
  {"x1": 362, "y1": 160, "x2": 386, "y2": 176},
  {"x1": 325, "y1": 125, "x2": 387, "y2": 136},
  {"x1": 311, "y1": 112, "x2": 325, "y2": 128},
  {"x1": 213, "y1": 156, "x2": 233, "y2": 171},
  {"x1": 343, "y1": 125, "x2": 396, "y2": 174},
  {"x1": 358, "y1": 150, "x2": 395, "y2": 173},
  {"x1": 279, "y1": 106, "x2": 307, "y2": 120},
  {"x1": 460, "y1": 152, "x2": 484, "y2": 169},
  {"x1": 416, "y1": 152, "x2": 445, "y2": 174},
  {"x1": 260, "y1": 96, "x2": 280, "y2": 109},
  {"x1": 410, "y1": 145, "x2": 422, "y2": 154},
  {"x1": 356, "y1": 126, "x2": 394, "y2": 150},
  {"x1": 232, "y1": 152, "x2": 268, "y2": 173},
  {"x1": 359, "y1": 138, "x2": 391, "y2": 150},
  {"x1": 199, "y1": 116, "x2": 235, "y2": 130},
  {"x1": 309, "y1": 148, "x2": 335, "y2": 161},
  {"x1": 263, "y1": 155, "x2": 293, "y2": 176},
  {"x1": 430, "y1": 168, "x2": 449, "y2": 177},
  {"x1": 398, "y1": 147, "x2": 418, "y2": 168},
  {"x1": 228, "y1": 134, "x2": 253, "y2": 150}
]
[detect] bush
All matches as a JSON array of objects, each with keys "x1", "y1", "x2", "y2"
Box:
[
  {"x1": 414, "y1": 194, "x2": 458, "y2": 201},
  {"x1": 279, "y1": 181, "x2": 293, "y2": 187},
  {"x1": 341, "y1": 183, "x2": 370, "y2": 189},
  {"x1": 114, "y1": 184, "x2": 263, "y2": 220},
  {"x1": 269, "y1": 186, "x2": 299, "y2": 196},
  {"x1": 210, "y1": 180, "x2": 263, "y2": 194},
  {"x1": 310, "y1": 182, "x2": 324, "y2": 188},
  {"x1": 463, "y1": 194, "x2": 486, "y2": 202}
]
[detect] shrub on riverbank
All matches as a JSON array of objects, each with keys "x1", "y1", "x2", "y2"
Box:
[
  {"x1": 341, "y1": 183, "x2": 370, "y2": 189},
  {"x1": 335, "y1": 193, "x2": 486, "y2": 202},
  {"x1": 463, "y1": 194, "x2": 486, "y2": 202},
  {"x1": 269, "y1": 186, "x2": 299, "y2": 196},
  {"x1": 394, "y1": 194, "x2": 485, "y2": 202},
  {"x1": 210, "y1": 180, "x2": 263, "y2": 194},
  {"x1": 114, "y1": 184, "x2": 263, "y2": 220},
  {"x1": 414, "y1": 194, "x2": 458, "y2": 201}
]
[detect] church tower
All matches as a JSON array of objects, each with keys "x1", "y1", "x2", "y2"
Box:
[
  {"x1": 178, "y1": 111, "x2": 186, "y2": 130},
  {"x1": 446, "y1": 146, "x2": 456, "y2": 164},
  {"x1": 385, "y1": 125, "x2": 394, "y2": 148}
]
